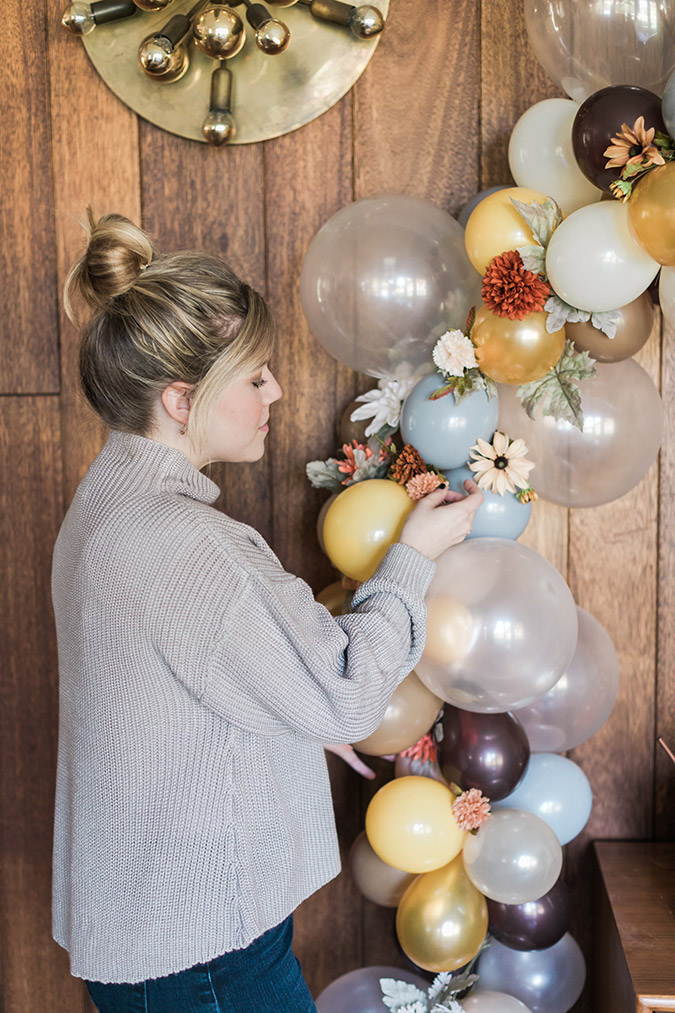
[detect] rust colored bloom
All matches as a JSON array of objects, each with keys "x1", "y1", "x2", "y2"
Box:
[
  {"x1": 399, "y1": 732, "x2": 437, "y2": 764},
  {"x1": 481, "y1": 250, "x2": 550, "y2": 320},
  {"x1": 337, "y1": 441, "x2": 372, "y2": 481},
  {"x1": 452, "y1": 788, "x2": 491, "y2": 832},
  {"x1": 604, "y1": 116, "x2": 666, "y2": 170},
  {"x1": 406, "y1": 472, "x2": 443, "y2": 501},
  {"x1": 391, "y1": 443, "x2": 427, "y2": 485}
]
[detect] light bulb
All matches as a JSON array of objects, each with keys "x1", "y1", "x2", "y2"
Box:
[
  {"x1": 194, "y1": 6, "x2": 246, "y2": 59},
  {"x1": 133, "y1": 0, "x2": 174, "y2": 9},
  {"x1": 61, "y1": 0, "x2": 137, "y2": 34},
  {"x1": 348, "y1": 3, "x2": 383, "y2": 38},
  {"x1": 255, "y1": 17, "x2": 290, "y2": 53},
  {"x1": 265, "y1": 0, "x2": 298, "y2": 6},
  {"x1": 61, "y1": 2, "x2": 96, "y2": 34},
  {"x1": 138, "y1": 35, "x2": 189, "y2": 80},
  {"x1": 202, "y1": 110, "x2": 237, "y2": 145}
]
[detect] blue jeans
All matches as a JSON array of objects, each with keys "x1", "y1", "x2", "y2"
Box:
[{"x1": 85, "y1": 916, "x2": 317, "y2": 1012}]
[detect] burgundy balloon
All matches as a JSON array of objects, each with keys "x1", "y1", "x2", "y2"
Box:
[
  {"x1": 487, "y1": 876, "x2": 571, "y2": 951},
  {"x1": 572, "y1": 85, "x2": 666, "y2": 194},
  {"x1": 438, "y1": 706, "x2": 529, "y2": 802}
]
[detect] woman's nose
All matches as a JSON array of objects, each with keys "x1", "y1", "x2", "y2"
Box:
[{"x1": 265, "y1": 371, "x2": 283, "y2": 403}]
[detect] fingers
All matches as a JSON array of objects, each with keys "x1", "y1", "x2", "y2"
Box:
[{"x1": 324, "y1": 743, "x2": 376, "y2": 779}]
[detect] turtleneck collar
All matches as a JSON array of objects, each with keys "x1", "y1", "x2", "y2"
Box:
[{"x1": 105, "y1": 431, "x2": 221, "y2": 505}]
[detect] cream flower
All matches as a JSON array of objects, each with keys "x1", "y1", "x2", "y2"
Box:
[
  {"x1": 350, "y1": 378, "x2": 415, "y2": 438},
  {"x1": 468, "y1": 432, "x2": 535, "y2": 496},
  {"x1": 432, "y1": 329, "x2": 478, "y2": 377}
]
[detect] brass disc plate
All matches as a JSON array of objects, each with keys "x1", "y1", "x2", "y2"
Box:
[{"x1": 82, "y1": 0, "x2": 389, "y2": 144}]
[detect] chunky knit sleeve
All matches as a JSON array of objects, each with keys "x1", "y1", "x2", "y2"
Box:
[{"x1": 201, "y1": 542, "x2": 435, "y2": 741}]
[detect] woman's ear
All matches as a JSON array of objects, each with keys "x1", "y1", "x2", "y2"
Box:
[{"x1": 160, "y1": 382, "x2": 193, "y2": 428}]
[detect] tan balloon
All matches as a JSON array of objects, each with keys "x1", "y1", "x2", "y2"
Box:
[
  {"x1": 566, "y1": 292, "x2": 655, "y2": 362},
  {"x1": 472, "y1": 308, "x2": 565, "y2": 385},
  {"x1": 316, "y1": 493, "x2": 338, "y2": 554},
  {"x1": 349, "y1": 831, "x2": 417, "y2": 907},
  {"x1": 396, "y1": 855, "x2": 488, "y2": 972},
  {"x1": 423, "y1": 595, "x2": 474, "y2": 667},
  {"x1": 353, "y1": 672, "x2": 442, "y2": 756},
  {"x1": 315, "y1": 580, "x2": 348, "y2": 617}
]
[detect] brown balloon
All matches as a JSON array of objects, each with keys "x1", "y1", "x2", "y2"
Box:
[
  {"x1": 396, "y1": 854, "x2": 488, "y2": 972},
  {"x1": 349, "y1": 831, "x2": 417, "y2": 907},
  {"x1": 566, "y1": 291, "x2": 655, "y2": 362},
  {"x1": 339, "y1": 398, "x2": 371, "y2": 446},
  {"x1": 353, "y1": 672, "x2": 442, "y2": 756}
]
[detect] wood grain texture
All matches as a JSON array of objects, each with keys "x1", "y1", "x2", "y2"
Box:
[
  {"x1": 0, "y1": 398, "x2": 89, "y2": 1012},
  {"x1": 46, "y1": 0, "x2": 141, "y2": 507},
  {"x1": 0, "y1": 0, "x2": 59, "y2": 394}
]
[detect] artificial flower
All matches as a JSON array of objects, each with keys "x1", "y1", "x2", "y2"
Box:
[
  {"x1": 399, "y1": 731, "x2": 438, "y2": 764},
  {"x1": 350, "y1": 378, "x2": 416, "y2": 438},
  {"x1": 604, "y1": 115, "x2": 665, "y2": 170},
  {"x1": 391, "y1": 443, "x2": 427, "y2": 485},
  {"x1": 481, "y1": 250, "x2": 550, "y2": 320},
  {"x1": 406, "y1": 472, "x2": 443, "y2": 501},
  {"x1": 452, "y1": 788, "x2": 491, "y2": 832},
  {"x1": 336, "y1": 441, "x2": 387, "y2": 485},
  {"x1": 432, "y1": 329, "x2": 478, "y2": 376},
  {"x1": 468, "y1": 432, "x2": 535, "y2": 495}
]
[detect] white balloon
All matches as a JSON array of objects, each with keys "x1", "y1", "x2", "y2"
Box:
[
  {"x1": 660, "y1": 266, "x2": 675, "y2": 329},
  {"x1": 508, "y1": 99, "x2": 602, "y2": 215},
  {"x1": 546, "y1": 201, "x2": 660, "y2": 312},
  {"x1": 493, "y1": 754, "x2": 593, "y2": 845},
  {"x1": 463, "y1": 992, "x2": 532, "y2": 1013}
]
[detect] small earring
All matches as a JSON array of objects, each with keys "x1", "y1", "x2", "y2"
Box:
[{"x1": 179, "y1": 423, "x2": 187, "y2": 436}]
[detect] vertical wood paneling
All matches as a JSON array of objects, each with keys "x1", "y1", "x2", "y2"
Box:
[{"x1": 0, "y1": 0, "x2": 59, "y2": 393}]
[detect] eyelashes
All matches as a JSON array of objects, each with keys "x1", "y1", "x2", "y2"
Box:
[{"x1": 252, "y1": 378, "x2": 268, "y2": 389}]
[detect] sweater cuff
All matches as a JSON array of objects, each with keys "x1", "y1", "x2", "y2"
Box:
[{"x1": 364, "y1": 542, "x2": 436, "y2": 599}]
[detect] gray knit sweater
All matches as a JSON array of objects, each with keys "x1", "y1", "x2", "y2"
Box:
[{"x1": 51, "y1": 431, "x2": 435, "y2": 984}]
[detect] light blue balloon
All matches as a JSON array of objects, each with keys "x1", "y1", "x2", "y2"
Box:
[
  {"x1": 400, "y1": 374, "x2": 499, "y2": 471},
  {"x1": 446, "y1": 464, "x2": 532, "y2": 540},
  {"x1": 493, "y1": 753, "x2": 592, "y2": 846},
  {"x1": 664, "y1": 69, "x2": 675, "y2": 137},
  {"x1": 458, "y1": 186, "x2": 512, "y2": 228}
]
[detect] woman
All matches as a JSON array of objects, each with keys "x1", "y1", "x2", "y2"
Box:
[{"x1": 51, "y1": 211, "x2": 483, "y2": 1012}]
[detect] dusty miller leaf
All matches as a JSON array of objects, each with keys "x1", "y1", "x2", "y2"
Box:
[
  {"x1": 428, "y1": 973, "x2": 454, "y2": 1003},
  {"x1": 517, "y1": 244, "x2": 546, "y2": 276},
  {"x1": 305, "y1": 459, "x2": 342, "y2": 491},
  {"x1": 510, "y1": 196, "x2": 562, "y2": 248},
  {"x1": 544, "y1": 293, "x2": 590, "y2": 333},
  {"x1": 380, "y1": 979, "x2": 427, "y2": 1011},
  {"x1": 590, "y1": 310, "x2": 620, "y2": 339},
  {"x1": 453, "y1": 369, "x2": 496, "y2": 405},
  {"x1": 516, "y1": 341, "x2": 596, "y2": 431}
]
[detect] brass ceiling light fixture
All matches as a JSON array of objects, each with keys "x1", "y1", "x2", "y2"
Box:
[{"x1": 60, "y1": 0, "x2": 387, "y2": 145}]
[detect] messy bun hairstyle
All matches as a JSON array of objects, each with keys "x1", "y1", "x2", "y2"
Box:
[{"x1": 63, "y1": 209, "x2": 275, "y2": 448}]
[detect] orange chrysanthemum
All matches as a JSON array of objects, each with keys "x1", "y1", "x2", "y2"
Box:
[
  {"x1": 399, "y1": 732, "x2": 437, "y2": 764},
  {"x1": 481, "y1": 250, "x2": 551, "y2": 320},
  {"x1": 337, "y1": 441, "x2": 372, "y2": 481},
  {"x1": 452, "y1": 788, "x2": 491, "y2": 832},
  {"x1": 604, "y1": 116, "x2": 665, "y2": 170},
  {"x1": 406, "y1": 472, "x2": 443, "y2": 501}
]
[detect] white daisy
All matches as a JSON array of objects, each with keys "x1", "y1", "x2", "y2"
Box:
[{"x1": 468, "y1": 431, "x2": 535, "y2": 496}]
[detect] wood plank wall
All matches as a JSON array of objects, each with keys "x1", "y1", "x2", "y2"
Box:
[{"x1": 1, "y1": 1, "x2": 672, "y2": 1010}]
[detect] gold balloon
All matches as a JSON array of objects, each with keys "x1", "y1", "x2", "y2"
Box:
[
  {"x1": 567, "y1": 291, "x2": 655, "y2": 362},
  {"x1": 464, "y1": 186, "x2": 548, "y2": 275},
  {"x1": 316, "y1": 493, "x2": 338, "y2": 554},
  {"x1": 365, "y1": 776, "x2": 464, "y2": 873},
  {"x1": 315, "y1": 580, "x2": 348, "y2": 616},
  {"x1": 322, "y1": 479, "x2": 414, "y2": 583},
  {"x1": 396, "y1": 855, "x2": 488, "y2": 972},
  {"x1": 472, "y1": 307, "x2": 565, "y2": 384},
  {"x1": 349, "y1": 831, "x2": 417, "y2": 907},
  {"x1": 628, "y1": 162, "x2": 675, "y2": 266},
  {"x1": 422, "y1": 595, "x2": 474, "y2": 667},
  {"x1": 353, "y1": 672, "x2": 442, "y2": 756}
]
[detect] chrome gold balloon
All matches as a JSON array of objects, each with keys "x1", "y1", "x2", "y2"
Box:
[
  {"x1": 628, "y1": 161, "x2": 675, "y2": 266},
  {"x1": 193, "y1": 5, "x2": 246, "y2": 58},
  {"x1": 472, "y1": 307, "x2": 565, "y2": 385},
  {"x1": 396, "y1": 855, "x2": 488, "y2": 972}
]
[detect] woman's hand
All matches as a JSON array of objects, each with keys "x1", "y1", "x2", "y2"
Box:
[
  {"x1": 398, "y1": 479, "x2": 484, "y2": 560},
  {"x1": 324, "y1": 743, "x2": 395, "y2": 779}
]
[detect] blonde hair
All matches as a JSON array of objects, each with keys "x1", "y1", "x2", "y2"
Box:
[{"x1": 64, "y1": 209, "x2": 275, "y2": 449}]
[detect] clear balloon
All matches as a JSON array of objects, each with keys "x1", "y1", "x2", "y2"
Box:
[
  {"x1": 497, "y1": 360, "x2": 664, "y2": 508},
  {"x1": 493, "y1": 754, "x2": 593, "y2": 845},
  {"x1": 322, "y1": 479, "x2": 414, "y2": 582},
  {"x1": 476, "y1": 933, "x2": 586, "y2": 1013},
  {"x1": 348, "y1": 831, "x2": 417, "y2": 908},
  {"x1": 472, "y1": 308, "x2": 565, "y2": 385},
  {"x1": 462, "y1": 992, "x2": 533, "y2": 1013},
  {"x1": 316, "y1": 965, "x2": 429, "y2": 1013},
  {"x1": 463, "y1": 808, "x2": 563, "y2": 905},
  {"x1": 396, "y1": 855, "x2": 488, "y2": 973},
  {"x1": 508, "y1": 99, "x2": 602, "y2": 214},
  {"x1": 487, "y1": 875, "x2": 571, "y2": 952},
  {"x1": 446, "y1": 464, "x2": 532, "y2": 541},
  {"x1": 365, "y1": 776, "x2": 464, "y2": 873},
  {"x1": 400, "y1": 374, "x2": 500, "y2": 471},
  {"x1": 352, "y1": 672, "x2": 442, "y2": 756},
  {"x1": 523, "y1": 0, "x2": 675, "y2": 102},
  {"x1": 438, "y1": 705, "x2": 530, "y2": 801},
  {"x1": 664, "y1": 67, "x2": 675, "y2": 136},
  {"x1": 415, "y1": 539, "x2": 578, "y2": 713},
  {"x1": 566, "y1": 291, "x2": 654, "y2": 362},
  {"x1": 660, "y1": 265, "x2": 675, "y2": 327},
  {"x1": 628, "y1": 162, "x2": 675, "y2": 265},
  {"x1": 300, "y1": 195, "x2": 482, "y2": 379},
  {"x1": 464, "y1": 187, "x2": 548, "y2": 275},
  {"x1": 516, "y1": 607, "x2": 620, "y2": 752},
  {"x1": 545, "y1": 201, "x2": 660, "y2": 312},
  {"x1": 458, "y1": 186, "x2": 511, "y2": 229}
]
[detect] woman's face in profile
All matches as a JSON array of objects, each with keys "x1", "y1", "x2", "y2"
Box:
[{"x1": 203, "y1": 363, "x2": 283, "y2": 465}]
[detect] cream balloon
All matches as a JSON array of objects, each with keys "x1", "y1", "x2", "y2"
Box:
[
  {"x1": 660, "y1": 266, "x2": 675, "y2": 329},
  {"x1": 545, "y1": 201, "x2": 660, "y2": 312},
  {"x1": 508, "y1": 99, "x2": 602, "y2": 214},
  {"x1": 462, "y1": 992, "x2": 532, "y2": 1013},
  {"x1": 348, "y1": 831, "x2": 416, "y2": 908}
]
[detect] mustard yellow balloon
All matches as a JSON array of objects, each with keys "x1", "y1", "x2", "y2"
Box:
[
  {"x1": 628, "y1": 162, "x2": 675, "y2": 266},
  {"x1": 323, "y1": 479, "x2": 414, "y2": 583},
  {"x1": 396, "y1": 855, "x2": 488, "y2": 972},
  {"x1": 316, "y1": 493, "x2": 338, "y2": 554},
  {"x1": 315, "y1": 580, "x2": 348, "y2": 617},
  {"x1": 365, "y1": 775, "x2": 465, "y2": 873},
  {"x1": 472, "y1": 307, "x2": 565, "y2": 385},
  {"x1": 353, "y1": 671, "x2": 442, "y2": 756},
  {"x1": 465, "y1": 186, "x2": 548, "y2": 275}
]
